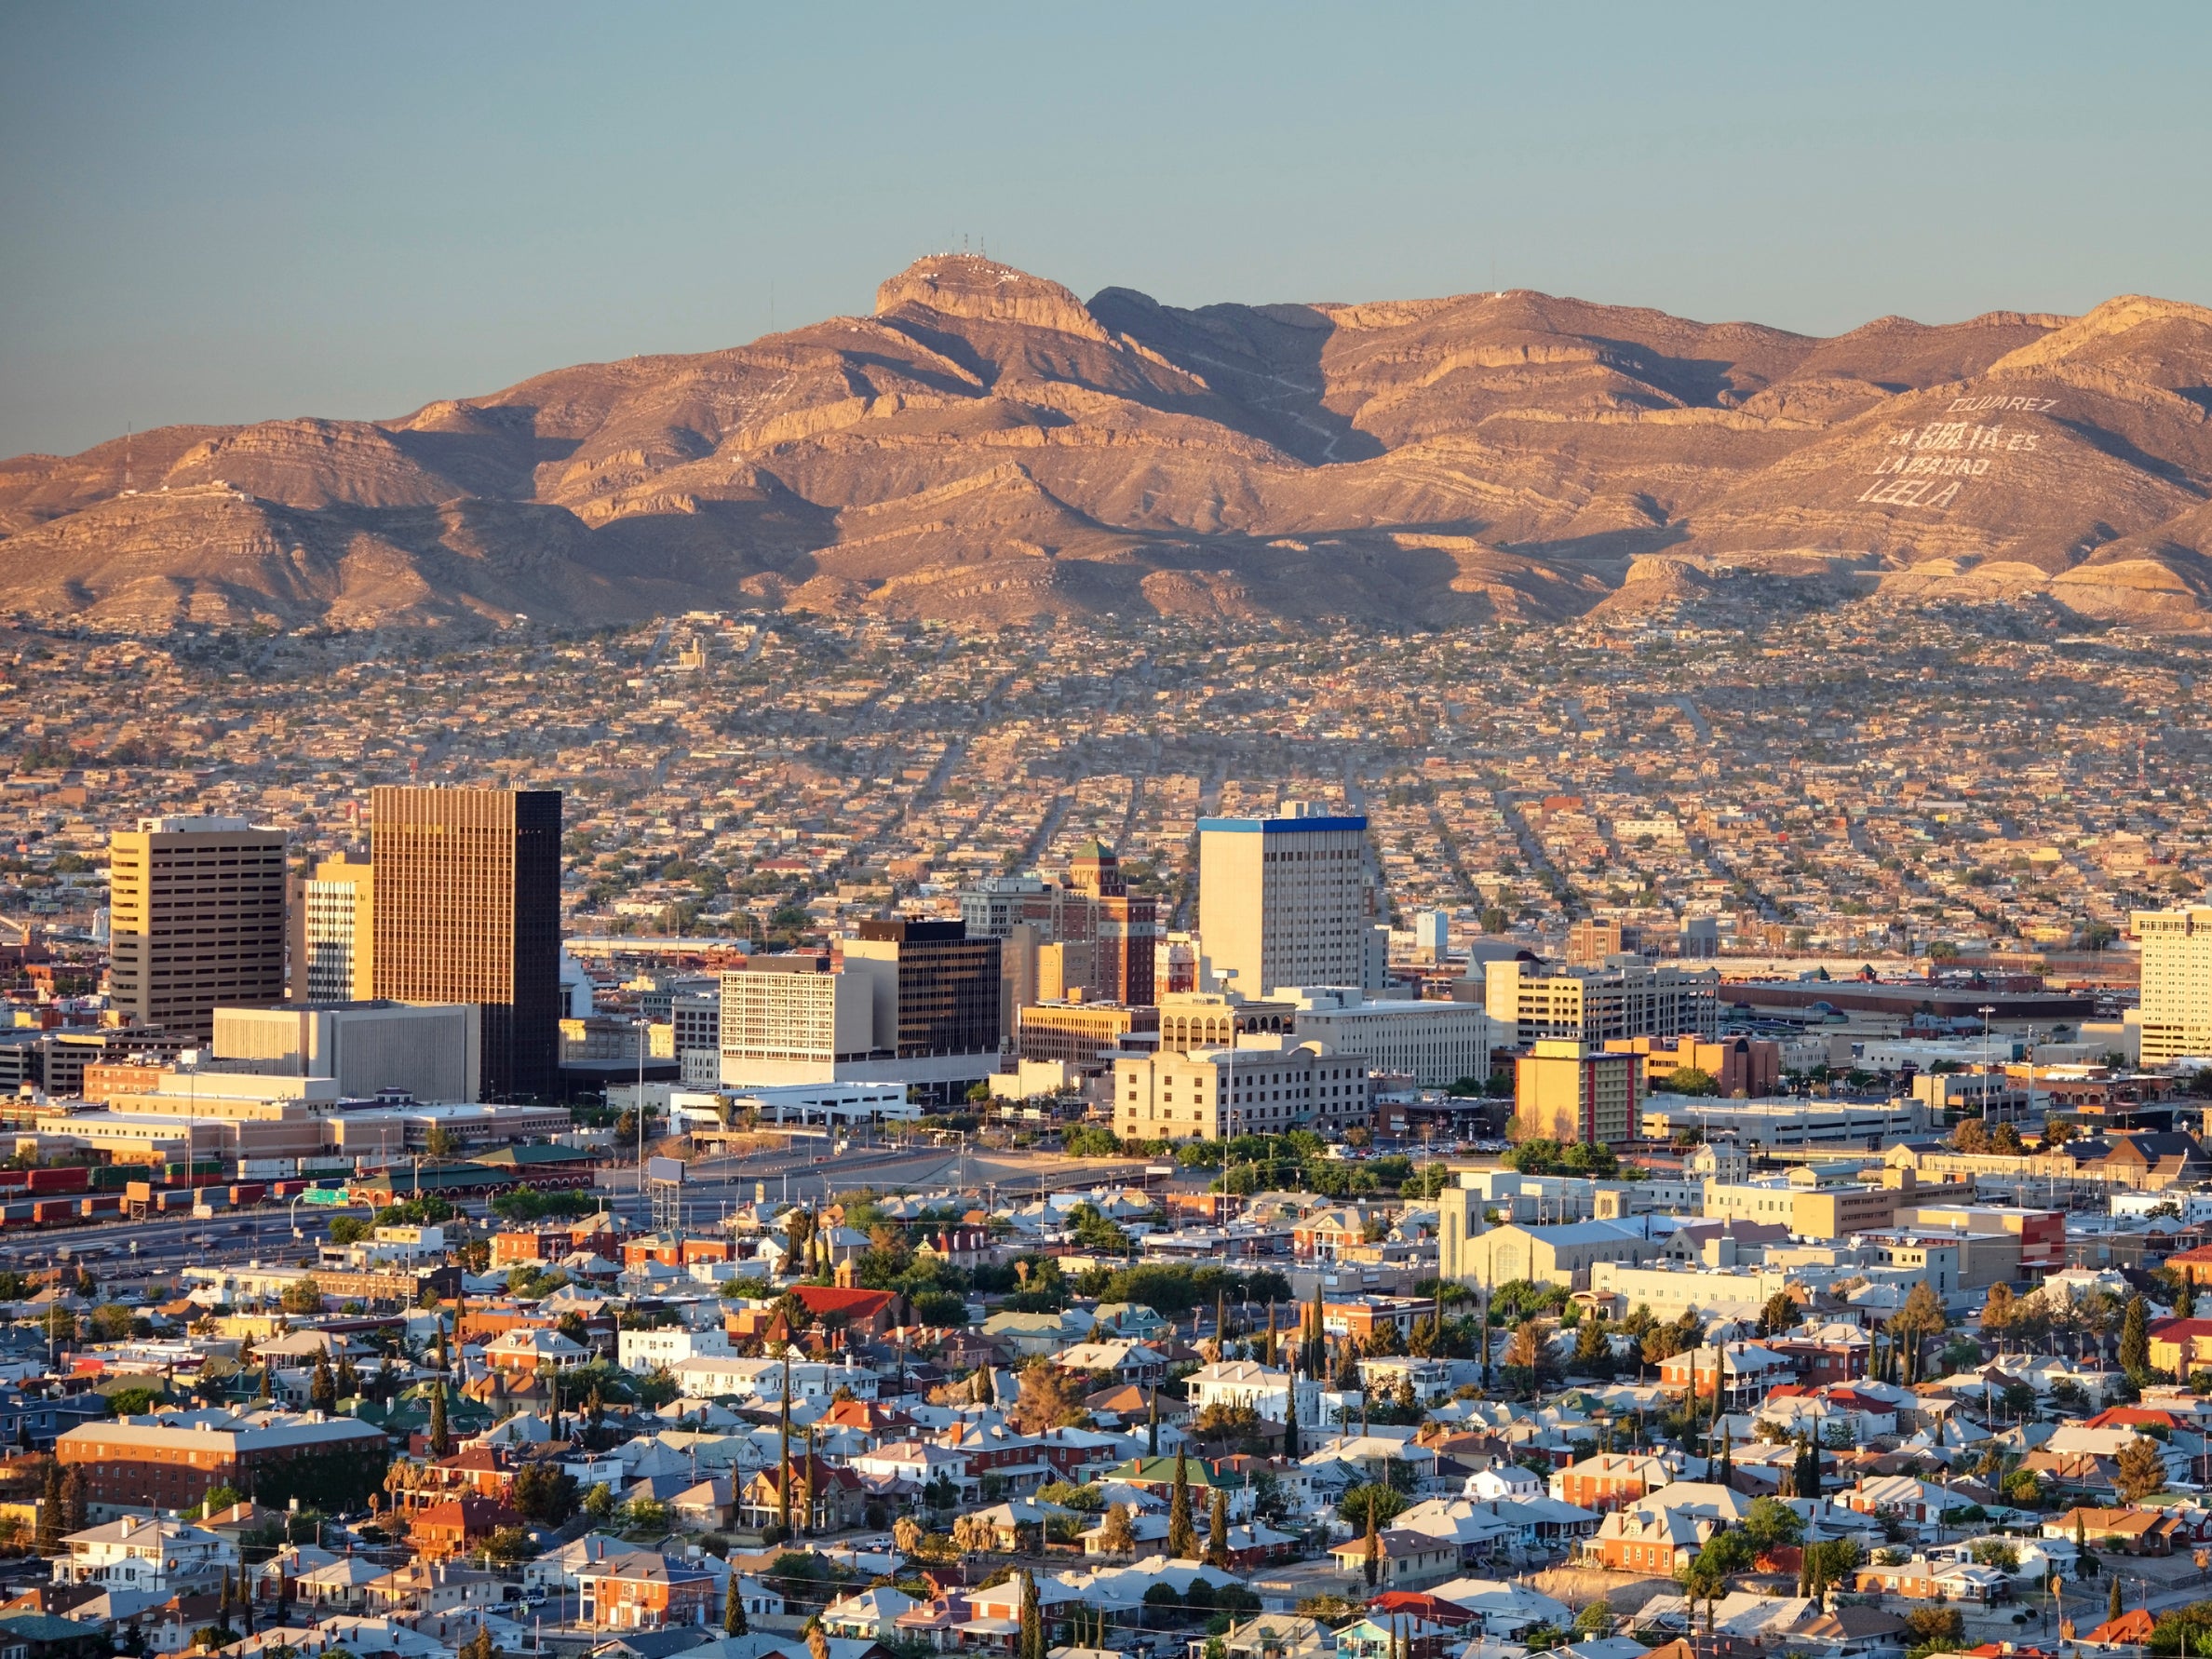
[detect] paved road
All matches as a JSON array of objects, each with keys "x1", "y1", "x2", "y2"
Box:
[{"x1": 0, "y1": 1206, "x2": 351, "y2": 1270}]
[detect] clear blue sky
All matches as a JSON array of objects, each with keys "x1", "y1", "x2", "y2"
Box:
[{"x1": 4, "y1": 1, "x2": 2208, "y2": 458}]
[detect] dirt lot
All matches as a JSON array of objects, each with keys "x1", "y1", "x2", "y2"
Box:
[{"x1": 1530, "y1": 1567, "x2": 1679, "y2": 1615}]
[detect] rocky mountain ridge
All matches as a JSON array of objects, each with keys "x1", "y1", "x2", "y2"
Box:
[{"x1": 4, "y1": 256, "x2": 2209, "y2": 632}]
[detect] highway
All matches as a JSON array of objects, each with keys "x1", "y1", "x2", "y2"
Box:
[{"x1": 0, "y1": 1143, "x2": 1159, "y2": 1275}]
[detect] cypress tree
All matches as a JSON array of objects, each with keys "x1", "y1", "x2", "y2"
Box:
[
  {"x1": 778, "y1": 1349, "x2": 793, "y2": 1535},
  {"x1": 1362, "y1": 1498, "x2": 1380, "y2": 1588},
  {"x1": 2179, "y1": 1279, "x2": 2198, "y2": 1321},
  {"x1": 2121, "y1": 1295, "x2": 2150, "y2": 1380},
  {"x1": 1309, "y1": 1282, "x2": 1326, "y2": 1374},
  {"x1": 1018, "y1": 1571, "x2": 1041, "y2": 1659},
  {"x1": 1167, "y1": 1447, "x2": 1195, "y2": 1558},
  {"x1": 976, "y1": 1362, "x2": 996, "y2": 1407},
  {"x1": 2110, "y1": 1573, "x2": 2123, "y2": 1625},
  {"x1": 1281, "y1": 1369, "x2": 1300, "y2": 1460},
  {"x1": 427, "y1": 1384, "x2": 452, "y2": 1458},
  {"x1": 1215, "y1": 1288, "x2": 1228, "y2": 1356},
  {"x1": 60, "y1": 1465, "x2": 86, "y2": 1535},
  {"x1": 1206, "y1": 1486, "x2": 1230, "y2": 1568},
  {"x1": 725, "y1": 1570, "x2": 749, "y2": 1635},
  {"x1": 1792, "y1": 1435, "x2": 1820, "y2": 1501},
  {"x1": 1263, "y1": 1301, "x2": 1278, "y2": 1368},
  {"x1": 310, "y1": 1354, "x2": 338, "y2": 1414},
  {"x1": 1147, "y1": 1390, "x2": 1158, "y2": 1457}
]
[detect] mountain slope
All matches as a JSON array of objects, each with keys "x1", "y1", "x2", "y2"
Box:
[{"x1": 6, "y1": 258, "x2": 2210, "y2": 632}]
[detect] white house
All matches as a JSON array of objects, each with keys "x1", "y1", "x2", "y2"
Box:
[
  {"x1": 1185, "y1": 1361, "x2": 1328, "y2": 1425},
  {"x1": 618, "y1": 1327, "x2": 735, "y2": 1372},
  {"x1": 54, "y1": 1517, "x2": 236, "y2": 1592}
]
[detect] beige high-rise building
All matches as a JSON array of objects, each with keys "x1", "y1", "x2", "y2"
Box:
[
  {"x1": 302, "y1": 854, "x2": 374, "y2": 1003},
  {"x1": 1197, "y1": 806, "x2": 1382, "y2": 997},
  {"x1": 1513, "y1": 1038, "x2": 1645, "y2": 1146},
  {"x1": 108, "y1": 816, "x2": 288, "y2": 1041},
  {"x1": 2135, "y1": 907, "x2": 2212, "y2": 1063}
]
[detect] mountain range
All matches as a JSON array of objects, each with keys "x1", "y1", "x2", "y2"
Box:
[{"x1": 5, "y1": 255, "x2": 2211, "y2": 632}]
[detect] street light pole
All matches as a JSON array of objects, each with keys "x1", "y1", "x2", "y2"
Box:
[{"x1": 633, "y1": 1016, "x2": 650, "y2": 1211}]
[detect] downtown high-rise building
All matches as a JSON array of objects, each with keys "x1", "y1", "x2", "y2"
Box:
[
  {"x1": 2135, "y1": 906, "x2": 2212, "y2": 1064},
  {"x1": 370, "y1": 787, "x2": 562, "y2": 1099},
  {"x1": 108, "y1": 816, "x2": 289, "y2": 1042},
  {"x1": 1196, "y1": 804, "x2": 1382, "y2": 998},
  {"x1": 955, "y1": 839, "x2": 1156, "y2": 1030},
  {"x1": 300, "y1": 852, "x2": 374, "y2": 1003}
]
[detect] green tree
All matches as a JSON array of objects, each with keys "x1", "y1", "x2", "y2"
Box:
[
  {"x1": 1018, "y1": 1571, "x2": 1042, "y2": 1659},
  {"x1": 2117, "y1": 1435, "x2": 2167, "y2": 1503},
  {"x1": 309, "y1": 1355, "x2": 338, "y2": 1415},
  {"x1": 511, "y1": 1462, "x2": 579, "y2": 1525},
  {"x1": 1668, "y1": 1066, "x2": 1720, "y2": 1098},
  {"x1": 1338, "y1": 1483, "x2": 1409, "y2": 1528},
  {"x1": 34, "y1": 1459, "x2": 62, "y2": 1554},
  {"x1": 1206, "y1": 1486, "x2": 1230, "y2": 1568},
  {"x1": 280, "y1": 1276, "x2": 324, "y2": 1315},
  {"x1": 2121, "y1": 1295, "x2": 2151, "y2": 1381},
  {"x1": 1743, "y1": 1496, "x2": 1805, "y2": 1553},
  {"x1": 1758, "y1": 1292, "x2": 1799, "y2": 1338},
  {"x1": 1167, "y1": 1448, "x2": 1196, "y2": 1558},
  {"x1": 1887, "y1": 1282, "x2": 1949, "y2": 1385},
  {"x1": 725, "y1": 1572, "x2": 749, "y2": 1637},
  {"x1": 427, "y1": 1385, "x2": 452, "y2": 1459}
]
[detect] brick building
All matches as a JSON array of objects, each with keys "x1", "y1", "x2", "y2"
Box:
[{"x1": 57, "y1": 1410, "x2": 390, "y2": 1513}]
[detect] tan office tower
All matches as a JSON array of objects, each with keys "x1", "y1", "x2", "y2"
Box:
[
  {"x1": 1197, "y1": 806, "x2": 1378, "y2": 997},
  {"x1": 371, "y1": 787, "x2": 562, "y2": 1100},
  {"x1": 2135, "y1": 907, "x2": 2212, "y2": 1063},
  {"x1": 303, "y1": 854, "x2": 374, "y2": 1003},
  {"x1": 108, "y1": 816, "x2": 289, "y2": 1041}
]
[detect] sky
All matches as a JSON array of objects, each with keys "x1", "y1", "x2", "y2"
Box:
[{"x1": 4, "y1": 1, "x2": 2209, "y2": 458}]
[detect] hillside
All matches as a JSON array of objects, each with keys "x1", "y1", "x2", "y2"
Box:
[{"x1": 4, "y1": 257, "x2": 2209, "y2": 631}]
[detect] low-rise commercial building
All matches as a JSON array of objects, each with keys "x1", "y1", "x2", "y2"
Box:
[
  {"x1": 1439, "y1": 1219, "x2": 1662, "y2": 1291},
  {"x1": 1639, "y1": 1097, "x2": 1932, "y2": 1149},
  {"x1": 1017, "y1": 999, "x2": 1157, "y2": 1068},
  {"x1": 1605, "y1": 1035, "x2": 1779, "y2": 1099},
  {"x1": 1703, "y1": 1165, "x2": 1923, "y2": 1239},
  {"x1": 212, "y1": 1000, "x2": 479, "y2": 1103},
  {"x1": 1586, "y1": 1260, "x2": 1801, "y2": 1321},
  {"x1": 1484, "y1": 959, "x2": 1720, "y2": 1047},
  {"x1": 1113, "y1": 1036, "x2": 1369, "y2": 1141},
  {"x1": 1284, "y1": 988, "x2": 1497, "y2": 1089}
]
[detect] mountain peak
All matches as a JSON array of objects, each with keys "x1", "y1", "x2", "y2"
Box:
[{"x1": 874, "y1": 254, "x2": 1109, "y2": 342}]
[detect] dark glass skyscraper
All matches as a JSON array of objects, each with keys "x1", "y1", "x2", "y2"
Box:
[{"x1": 370, "y1": 786, "x2": 561, "y2": 1100}]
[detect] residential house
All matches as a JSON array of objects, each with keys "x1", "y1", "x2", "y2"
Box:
[
  {"x1": 576, "y1": 1555, "x2": 721, "y2": 1631},
  {"x1": 1326, "y1": 1528, "x2": 1459, "y2": 1589},
  {"x1": 737, "y1": 1454, "x2": 868, "y2": 1533},
  {"x1": 1050, "y1": 1342, "x2": 1168, "y2": 1386},
  {"x1": 821, "y1": 1588, "x2": 921, "y2": 1642},
  {"x1": 52, "y1": 1519, "x2": 234, "y2": 1593},
  {"x1": 2042, "y1": 1507, "x2": 2190, "y2": 1557},
  {"x1": 1841, "y1": 1475, "x2": 1945, "y2": 1526},
  {"x1": 1658, "y1": 1342, "x2": 1798, "y2": 1409},
  {"x1": 670, "y1": 1478, "x2": 736, "y2": 1531},
  {"x1": 1551, "y1": 1452, "x2": 1671, "y2": 1514},
  {"x1": 1853, "y1": 1557, "x2": 2010, "y2": 1603},
  {"x1": 1217, "y1": 1613, "x2": 1340, "y2": 1659},
  {"x1": 409, "y1": 1497, "x2": 525, "y2": 1562}
]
